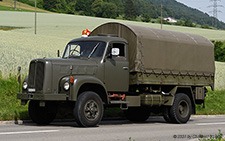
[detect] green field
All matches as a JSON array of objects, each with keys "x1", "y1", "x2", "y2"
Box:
[
  {"x1": 0, "y1": 0, "x2": 51, "y2": 13},
  {"x1": 0, "y1": 5, "x2": 12, "y2": 11},
  {"x1": 0, "y1": 11, "x2": 225, "y2": 90},
  {"x1": 0, "y1": 5, "x2": 34, "y2": 12},
  {"x1": 215, "y1": 62, "x2": 225, "y2": 90}
]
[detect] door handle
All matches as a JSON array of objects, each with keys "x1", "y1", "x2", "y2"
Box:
[{"x1": 123, "y1": 67, "x2": 128, "y2": 70}]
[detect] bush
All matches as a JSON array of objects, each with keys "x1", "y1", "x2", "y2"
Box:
[
  {"x1": 212, "y1": 41, "x2": 225, "y2": 62},
  {"x1": 196, "y1": 89, "x2": 225, "y2": 115},
  {"x1": 184, "y1": 19, "x2": 195, "y2": 27},
  {"x1": 201, "y1": 24, "x2": 212, "y2": 29},
  {"x1": 141, "y1": 14, "x2": 151, "y2": 23}
]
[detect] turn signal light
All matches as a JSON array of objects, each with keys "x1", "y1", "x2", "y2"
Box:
[{"x1": 70, "y1": 76, "x2": 74, "y2": 84}]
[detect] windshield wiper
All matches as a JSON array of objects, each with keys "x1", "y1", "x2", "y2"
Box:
[
  {"x1": 88, "y1": 43, "x2": 100, "y2": 59},
  {"x1": 70, "y1": 45, "x2": 80, "y2": 56}
]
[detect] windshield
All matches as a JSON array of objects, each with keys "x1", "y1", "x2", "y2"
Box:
[{"x1": 63, "y1": 41, "x2": 106, "y2": 58}]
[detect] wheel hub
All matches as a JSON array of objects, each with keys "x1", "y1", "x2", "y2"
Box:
[
  {"x1": 84, "y1": 100, "x2": 99, "y2": 121},
  {"x1": 178, "y1": 100, "x2": 189, "y2": 118}
]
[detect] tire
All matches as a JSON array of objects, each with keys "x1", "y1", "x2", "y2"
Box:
[
  {"x1": 162, "y1": 106, "x2": 174, "y2": 123},
  {"x1": 124, "y1": 107, "x2": 150, "y2": 122},
  {"x1": 169, "y1": 93, "x2": 192, "y2": 124},
  {"x1": 74, "y1": 91, "x2": 104, "y2": 127},
  {"x1": 29, "y1": 101, "x2": 57, "y2": 125}
]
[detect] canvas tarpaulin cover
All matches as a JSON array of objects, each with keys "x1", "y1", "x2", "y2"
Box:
[{"x1": 90, "y1": 22, "x2": 215, "y2": 76}]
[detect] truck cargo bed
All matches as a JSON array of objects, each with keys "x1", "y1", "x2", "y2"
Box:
[{"x1": 130, "y1": 72, "x2": 214, "y2": 88}]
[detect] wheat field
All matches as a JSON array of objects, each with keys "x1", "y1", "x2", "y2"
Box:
[{"x1": 0, "y1": 11, "x2": 225, "y2": 89}]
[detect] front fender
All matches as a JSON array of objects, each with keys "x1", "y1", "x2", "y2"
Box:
[{"x1": 69, "y1": 75, "x2": 108, "y2": 101}]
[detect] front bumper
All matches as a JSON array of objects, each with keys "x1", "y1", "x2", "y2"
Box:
[{"x1": 17, "y1": 93, "x2": 68, "y2": 101}]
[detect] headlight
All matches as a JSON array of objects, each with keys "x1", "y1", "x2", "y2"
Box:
[
  {"x1": 22, "y1": 81, "x2": 28, "y2": 90},
  {"x1": 64, "y1": 82, "x2": 70, "y2": 91}
]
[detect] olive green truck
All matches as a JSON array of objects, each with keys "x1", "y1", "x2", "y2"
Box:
[{"x1": 17, "y1": 22, "x2": 215, "y2": 127}]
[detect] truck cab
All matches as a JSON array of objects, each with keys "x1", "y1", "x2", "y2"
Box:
[
  {"x1": 62, "y1": 35, "x2": 129, "y2": 93},
  {"x1": 18, "y1": 35, "x2": 130, "y2": 127}
]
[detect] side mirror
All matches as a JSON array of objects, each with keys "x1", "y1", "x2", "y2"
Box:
[
  {"x1": 57, "y1": 50, "x2": 60, "y2": 57},
  {"x1": 107, "y1": 52, "x2": 112, "y2": 58}
]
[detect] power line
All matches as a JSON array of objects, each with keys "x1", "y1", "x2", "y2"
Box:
[{"x1": 208, "y1": 0, "x2": 223, "y2": 27}]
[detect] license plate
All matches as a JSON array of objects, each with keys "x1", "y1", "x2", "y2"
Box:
[{"x1": 28, "y1": 88, "x2": 36, "y2": 92}]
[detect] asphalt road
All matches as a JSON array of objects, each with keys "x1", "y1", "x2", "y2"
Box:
[{"x1": 0, "y1": 115, "x2": 225, "y2": 141}]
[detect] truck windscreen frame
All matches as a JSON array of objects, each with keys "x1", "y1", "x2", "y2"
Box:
[{"x1": 63, "y1": 41, "x2": 106, "y2": 58}]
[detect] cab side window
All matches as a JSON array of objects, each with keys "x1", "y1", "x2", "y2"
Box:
[{"x1": 112, "y1": 43, "x2": 125, "y2": 57}]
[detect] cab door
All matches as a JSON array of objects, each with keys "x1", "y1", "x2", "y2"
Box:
[{"x1": 104, "y1": 42, "x2": 129, "y2": 92}]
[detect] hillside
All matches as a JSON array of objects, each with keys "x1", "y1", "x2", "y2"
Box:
[
  {"x1": 148, "y1": 0, "x2": 225, "y2": 30},
  {"x1": 0, "y1": 0, "x2": 51, "y2": 13}
]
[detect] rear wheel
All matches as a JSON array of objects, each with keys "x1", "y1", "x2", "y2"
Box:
[
  {"x1": 124, "y1": 107, "x2": 150, "y2": 122},
  {"x1": 162, "y1": 106, "x2": 174, "y2": 123},
  {"x1": 74, "y1": 91, "x2": 104, "y2": 127},
  {"x1": 29, "y1": 101, "x2": 57, "y2": 125},
  {"x1": 170, "y1": 93, "x2": 192, "y2": 124}
]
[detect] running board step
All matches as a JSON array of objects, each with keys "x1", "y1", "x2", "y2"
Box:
[{"x1": 110, "y1": 101, "x2": 128, "y2": 104}]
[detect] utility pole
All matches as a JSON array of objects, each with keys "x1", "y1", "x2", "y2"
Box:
[
  {"x1": 34, "y1": 0, "x2": 37, "y2": 34},
  {"x1": 208, "y1": 0, "x2": 223, "y2": 28},
  {"x1": 161, "y1": 4, "x2": 163, "y2": 29},
  {"x1": 14, "y1": 0, "x2": 17, "y2": 10}
]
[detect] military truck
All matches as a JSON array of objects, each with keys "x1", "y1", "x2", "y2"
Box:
[{"x1": 17, "y1": 22, "x2": 215, "y2": 127}]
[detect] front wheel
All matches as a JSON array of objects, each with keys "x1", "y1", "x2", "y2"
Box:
[
  {"x1": 170, "y1": 93, "x2": 192, "y2": 124},
  {"x1": 29, "y1": 101, "x2": 57, "y2": 125},
  {"x1": 73, "y1": 91, "x2": 104, "y2": 127}
]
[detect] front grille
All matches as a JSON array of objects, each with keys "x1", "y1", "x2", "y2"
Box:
[
  {"x1": 28, "y1": 62, "x2": 35, "y2": 87},
  {"x1": 36, "y1": 62, "x2": 45, "y2": 91},
  {"x1": 28, "y1": 61, "x2": 45, "y2": 92}
]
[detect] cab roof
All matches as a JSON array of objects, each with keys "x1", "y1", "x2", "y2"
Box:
[{"x1": 68, "y1": 35, "x2": 128, "y2": 44}]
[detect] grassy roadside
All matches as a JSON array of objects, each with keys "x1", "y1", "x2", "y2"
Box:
[
  {"x1": 196, "y1": 89, "x2": 225, "y2": 115},
  {"x1": 0, "y1": 75, "x2": 28, "y2": 121},
  {"x1": 0, "y1": 76, "x2": 224, "y2": 121}
]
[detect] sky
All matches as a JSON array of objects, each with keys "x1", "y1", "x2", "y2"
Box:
[{"x1": 176, "y1": 0, "x2": 225, "y2": 23}]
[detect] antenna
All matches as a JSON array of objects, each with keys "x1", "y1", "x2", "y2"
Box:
[{"x1": 208, "y1": 0, "x2": 223, "y2": 28}]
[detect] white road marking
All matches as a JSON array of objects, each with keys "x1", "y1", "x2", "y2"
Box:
[
  {"x1": 196, "y1": 122, "x2": 225, "y2": 126},
  {"x1": 0, "y1": 130, "x2": 59, "y2": 135}
]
